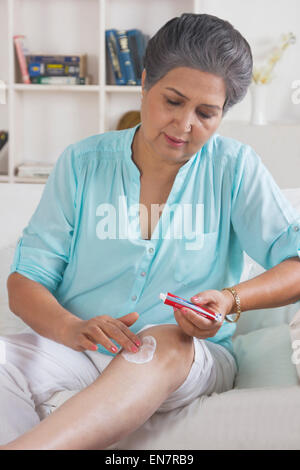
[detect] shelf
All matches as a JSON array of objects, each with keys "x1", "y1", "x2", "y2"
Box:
[
  {"x1": 105, "y1": 85, "x2": 141, "y2": 93},
  {"x1": 3, "y1": 0, "x2": 176, "y2": 182},
  {"x1": 14, "y1": 176, "x2": 49, "y2": 184},
  {"x1": 12, "y1": 85, "x2": 142, "y2": 93},
  {"x1": 13, "y1": 84, "x2": 100, "y2": 93}
]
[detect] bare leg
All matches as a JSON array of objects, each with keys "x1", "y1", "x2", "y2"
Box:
[{"x1": 1, "y1": 325, "x2": 194, "y2": 450}]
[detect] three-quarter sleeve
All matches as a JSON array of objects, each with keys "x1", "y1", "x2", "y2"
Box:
[
  {"x1": 231, "y1": 145, "x2": 300, "y2": 270},
  {"x1": 10, "y1": 145, "x2": 80, "y2": 294}
]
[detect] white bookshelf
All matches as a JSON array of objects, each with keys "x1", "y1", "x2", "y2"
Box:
[
  {"x1": 0, "y1": 0, "x2": 202, "y2": 184},
  {"x1": 1, "y1": 0, "x2": 299, "y2": 188}
]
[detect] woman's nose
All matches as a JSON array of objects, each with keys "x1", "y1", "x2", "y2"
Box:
[{"x1": 173, "y1": 110, "x2": 195, "y2": 134}]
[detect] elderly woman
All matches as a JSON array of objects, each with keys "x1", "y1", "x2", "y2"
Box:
[{"x1": 1, "y1": 13, "x2": 300, "y2": 450}]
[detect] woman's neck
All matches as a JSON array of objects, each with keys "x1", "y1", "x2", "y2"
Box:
[{"x1": 131, "y1": 126, "x2": 185, "y2": 180}]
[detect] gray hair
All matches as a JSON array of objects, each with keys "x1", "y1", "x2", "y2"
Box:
[{"x1": 143, "y1": 13, "x2": 253, "y2": 114}]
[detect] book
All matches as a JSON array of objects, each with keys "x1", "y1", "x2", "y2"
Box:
[
  {"x1": 16, "y1": 161, "x2": 54, "y2": 178},
  {"x1": 28, "y1": 63, "x2": 81, "y2": 77},
  {"x1": 116, "y1": 30, "x2": 137, "y2": 85},
  {"x1": 27, "y1": 54, "x2": 87, "y2": 78},
  {"x1": 127, "y1": 29, "x2": 148, "y2": 86},
  {"x1": 106, "y1": 30, "x2": 126, "y2": 85},
  {"x1": 30, "y1": 76, "x2": 90, "y2": 85},
  {"x1": 106, "y1": 29, "x2": 149, "y2": 86},
  {"x1": 26, "y1": 55, "x2": 82, "y2": 64},
  {"x1": 13, "y1": 35, "x2": 31, "y2": 84}
]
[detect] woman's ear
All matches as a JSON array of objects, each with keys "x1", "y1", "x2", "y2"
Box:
[{"x1": 141, "y1": 69, "x2": 146, "y2": 97}]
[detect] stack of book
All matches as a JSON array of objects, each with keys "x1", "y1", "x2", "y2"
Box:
[
  {"x1": 0, "y1": 130, "x2": 8, "y2": 175},
  {"x1": 14, "y1": 35, "x2": 90, "y2": 85},
  {"x1": 106, "y1": 29, "x2": 149, "y2": 86},
  {"x1": 15, "y1": 161, "x2": 54, "y2": 178}
]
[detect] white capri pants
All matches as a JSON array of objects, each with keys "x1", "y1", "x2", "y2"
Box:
[{"x1": 0, "y1": 325, "x2": 237, "y2": 445}]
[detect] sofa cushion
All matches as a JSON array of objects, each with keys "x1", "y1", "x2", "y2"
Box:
[
  {"x1": 107, "y1": 385, "x2": 300, "y2": 450},
  {"x1": 0, "y1": 246, "x2": 27, "y2": 335},
  {"x1": 289, "y1": 309, "x2": 300, "y2": 380},
  {"x1": 233, "y1": 324, "x2": 299, "y2": 389},
  {"x1": 234, "y1": 301, "x2": 300, "y2": 337},
  {"x1": 234, "y1": 187, "x2": 300, "y2": 336},
  {"x1": 0, "y1": 183, "x2": 44, "y2": 336},
  {"x1": 0, "y1": 184, "x2": 44, "y2": 250},
  {"x1": 40, "y1": 383, "x2": 300, "y2": 450}
]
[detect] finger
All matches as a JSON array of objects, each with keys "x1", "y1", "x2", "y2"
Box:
[
  {"x1": 176, "y1": 307, "x2": 220, "y2": 339},
  {"x1": 102, "y1": 320, "x2": 141, "y2": 353},
  {"x1": 190, "y1": 291, "x2": 212, "y2": 303},
  {"x1": 112, "y1": 319, "x2": 142, "y2": 348},
  {"x1": 82, "y1": 327, "x2": 121, "y2": 355},
  {"x1": 76, "y1": 334, "x2": 99, "y2": 352},
  {"x1": 86, "y1": 316, "x2": 140, "y2": 352},
  {"x1": 118, "y1": 312, "x2": 139, "y2": 326},
  {"x1": 173, "y1": 308, "x2": 195, "y2": 336},
  {"x1": 181, "y1": 306, "x2": 215, "y2": 329},
  {"x1": 174, "y1": 308, "x2": 216, "y2": 339},
  {"x1": 190, "y1": 291, "x2": 223, "y2": 311},
  {"x1": 188, "y1": 294, "x2": 225, "y2": 326}
]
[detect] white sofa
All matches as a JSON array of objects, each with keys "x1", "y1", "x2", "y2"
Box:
[{"x1": 0, "y1": 183, "x2": 300, "y2": 450}]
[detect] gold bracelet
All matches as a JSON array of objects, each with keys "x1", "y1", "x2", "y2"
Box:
[{"x1": 222, "y1": 287, "x2": 242, "y2": 323}]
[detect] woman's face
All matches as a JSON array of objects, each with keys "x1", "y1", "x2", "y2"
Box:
[{"x1": 140, "y1": 67, "x2": 226, "y2": 165}]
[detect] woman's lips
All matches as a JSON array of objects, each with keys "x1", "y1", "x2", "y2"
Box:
[{"x1": 164, "y1": 133, "x2": 187, "y2": 147}]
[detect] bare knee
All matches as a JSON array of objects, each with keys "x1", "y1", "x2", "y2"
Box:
[
  {"x1": 138, "y1": 324, "x2": 193, "y2": 351},
  {"x1": 135, "y1": 325, "x2": 194, "y2": 390}
]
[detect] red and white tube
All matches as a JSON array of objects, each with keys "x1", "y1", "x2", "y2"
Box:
[{"x1": 160, "y1": 292, "x2": 222, "y2": 322}]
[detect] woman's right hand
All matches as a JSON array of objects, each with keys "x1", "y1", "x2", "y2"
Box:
[{"x1": 60, "y1": 312, "x2": 141, "y2": 354}]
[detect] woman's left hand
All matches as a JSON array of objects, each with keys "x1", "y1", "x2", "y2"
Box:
[{"x1": 173, "y1": 289, "x2": 234, "y2": 339}]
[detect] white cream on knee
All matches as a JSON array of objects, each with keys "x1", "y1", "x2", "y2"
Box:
[{"x1": 121, "y1": 336, "x2": 157, "y2": 364}]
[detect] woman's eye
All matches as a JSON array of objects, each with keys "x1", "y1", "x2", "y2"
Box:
[
  {"x1": 166, "y1": 97, "x2": 214, "y2": 120},
  {"x1": 197, "y1": 111, "x2": 212, "y2": 119},
  {"x1": 166, "y1": 98, "x2": 180, "y2": 106}
]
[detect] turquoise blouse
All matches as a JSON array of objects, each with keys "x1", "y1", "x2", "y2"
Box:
[{"x1": 10, "y1": 124, "x2": 300, "y2": 358}]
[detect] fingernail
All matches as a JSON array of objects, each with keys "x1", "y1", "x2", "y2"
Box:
[
  {"x1": 91, "y1": 345, "x2": 98, "y2": 351},
  {"x1": 131, "y1": 345, "x2": 138, "y2": 353},
  {"x1": 135, "y1": 340, "x2": 141, "y2": 347},
  {"x1": 111, "y1": 346, "x2": 118, "y2": 353}
]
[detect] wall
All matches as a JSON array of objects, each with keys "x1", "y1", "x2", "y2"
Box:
[{"x1": 198, "y1": 0, "x2": 300, "y2": 123}]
